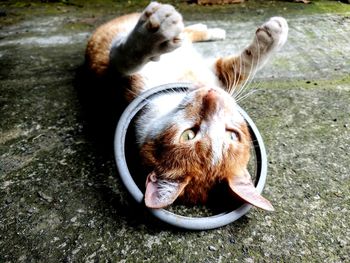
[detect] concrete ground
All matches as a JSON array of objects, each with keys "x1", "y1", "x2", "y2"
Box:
[{"x1": 0, "y1": 0, "x2": 349, "y2": 262}]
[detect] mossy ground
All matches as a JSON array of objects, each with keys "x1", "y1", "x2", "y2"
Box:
[
  {"x1": 1, "y1": 0, "x2": 349, "y2": 262},
  {"x1": 1, "y1": 0, "x2": 350, "y2": 26}
]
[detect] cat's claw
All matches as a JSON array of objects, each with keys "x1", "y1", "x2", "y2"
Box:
[{"x1": 137, "y1": 2, "x2": 184, "y2": 56}]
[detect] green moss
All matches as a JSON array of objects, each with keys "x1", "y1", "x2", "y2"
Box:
[
  {"x1": 1, "y1": 0, "x2": 350, "y2": 27},
  {"x1": 249, "y1": 74, "x2": 350, "y2": 91}
]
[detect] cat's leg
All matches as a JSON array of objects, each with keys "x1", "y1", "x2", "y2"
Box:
[
  {"x1": 215, "y1": 17, "x2": 288, "y2": 94},
  {"x1": 110, "y1": 2, "x2": 184, "y2": 75},
  {"x1": 184, "y1": 24, "x2": 226, "y2": 42}
]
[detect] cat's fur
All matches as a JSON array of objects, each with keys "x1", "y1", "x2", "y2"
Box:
[{"x1": 85, "y1": 2, "x2": 288, "y2": 211}]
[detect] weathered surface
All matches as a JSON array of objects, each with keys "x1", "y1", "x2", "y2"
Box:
[
  {"x1": 197, "y1": 0, "x2": 245, "y2": 5},
  {"x1": 1, "y1": 1, "x2": 349, "y2": 262}
]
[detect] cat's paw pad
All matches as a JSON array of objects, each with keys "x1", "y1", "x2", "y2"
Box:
[
  {"x1": 256, "y1": 16, "x2": 288, "y2": 51},
  {"x1": 139, "y1": 2, "x2": 184, "y2": 54}
]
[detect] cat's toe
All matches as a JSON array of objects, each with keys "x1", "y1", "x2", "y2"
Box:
[
  {"x1": 265, "y1": 17, "x2": 288, "y2": 48},
  {"x1": 143, "y1": 2, "x2": 161, "y2": 18},
  {"x1": 141, "y1": 2, "x2": 184, "y2": 42},
  {"x1": 257, "y1": 17, "x2": 288, "y2": 50}
]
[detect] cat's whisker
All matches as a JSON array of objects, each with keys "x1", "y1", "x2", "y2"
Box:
[
  {"x1": 235, "y1": 46, "x2": 258, "y2": 100},
  {"x1": 235, "y1": 53, "x2": 245, "y2": 93},
  {"x1": 236, "y1": 89, "x2": 258, "y2": 103},
  {"x1": 237, "y1": 59, "x2": 252, "y2": 98},
  {"x1": 243, "y1": 39, "x2": 261, "y2": 87},
  {"x1": 235, "y1": 73, "x2": 256, "y2": 102},
  {"x1": 228, "y1": 62, "x2": 236, "y2": 95},
  {"x1": 229, "y1": 65, "x2": 235, "y2": 95},
  {"x1": 235, "y1": 52, "x2": 244, "y2": 94},
  {"x1": 125, "y1": 87, "x2": 154, "y2": 105},
  {"x1": 250, "y1": 78, "x2": 264, "y2": 96},
  {"x1": 236, "y1": 78, "x2": 264, "y2": 103},
  {"x1": 231, "y1": 52, "x2": 243, "y2": 97},
  {"x1": 234, "y1": 55, "x2": 255, "y2": 101},
  {"x1": 235, "y1": 66, "x2": 259, "y2": 102},
  {"x1": 235, "y1": 35, "x2": 264, "y2": 102},
  {"x1": 237, "y1": 75, "x2": 266, "y2": 102},
  {"x1": 126, "y1": 83, "x2": 188, "y2": 106}
]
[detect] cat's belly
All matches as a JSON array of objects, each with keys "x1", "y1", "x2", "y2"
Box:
[{"x1": 138, "y1": 42, "x2": 220, "y2": 91}]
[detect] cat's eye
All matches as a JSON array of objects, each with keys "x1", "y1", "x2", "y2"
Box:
[
  {"x1": 226, "y1": 130, "x2": 239, "y2": 141},
  {"x1": 180, "y1": 129, "x2": 196, "y2": 142}
]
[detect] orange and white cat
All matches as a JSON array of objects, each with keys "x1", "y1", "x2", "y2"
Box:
[{"x1": 85, "y1": 2, "x2": 288, "y2": 210}]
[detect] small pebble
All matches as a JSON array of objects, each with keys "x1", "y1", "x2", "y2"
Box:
[
  {"x1": 208, "y1": 245, "x2": 217, "y2": 251},
  {"x1": 38, "y1": 191, "x2": 53, "y2": 203},
  {"x1": 27, "y1": 207, "x2": 37, "y2": 214}
]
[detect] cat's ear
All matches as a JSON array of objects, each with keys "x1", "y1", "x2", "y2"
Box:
[
  {"x1": 145, "y1": 172, "x2": 189, "y2": 209},
  {"x1": 228, "y1": 169, "x2": 274, "y2": 211}
]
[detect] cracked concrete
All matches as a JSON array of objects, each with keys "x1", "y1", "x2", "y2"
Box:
[{"x1": 1, "y1": 0, "x2": 349, "y2": 262}]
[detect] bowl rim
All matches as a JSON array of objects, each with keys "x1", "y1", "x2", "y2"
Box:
[{"x1": 114, "y1": 83, "x2": 268, "y2": 230}]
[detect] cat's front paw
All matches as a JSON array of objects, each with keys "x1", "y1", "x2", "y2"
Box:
[
  {"x1": 137, "y1": 2, "x2": 184, "y2": 61},
  {"x1": 255, "y1": 17, "x2": 288, "y2": 51}
]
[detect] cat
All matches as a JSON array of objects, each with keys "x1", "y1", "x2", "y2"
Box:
[{"x1": 85, "y1": 2, "x2": 288, "y2": 211}]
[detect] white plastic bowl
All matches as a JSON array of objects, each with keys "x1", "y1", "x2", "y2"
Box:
[{"x1": 114, "y1": 83, "x2": 268, "y2": 230}]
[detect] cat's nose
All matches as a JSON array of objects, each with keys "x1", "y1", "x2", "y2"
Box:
[
  {"x1": 204, "y1": 88, "x2": 223, "y2": 102},
  {"x1": 206, "y1": 88, "x2": 217, "y2": 98},
  {"x1": 203, "y1": 89, "x2": 217, "y2": 102},
  {"x1": 202, "y1": 89, "x2": 223, "y2": 119}
]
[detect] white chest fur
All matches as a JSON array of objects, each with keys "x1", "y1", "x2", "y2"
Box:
[{"x1": 138, "y1": 41, "x2": 220, "y2": 91}]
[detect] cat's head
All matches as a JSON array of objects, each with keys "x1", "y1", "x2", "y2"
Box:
[{"x1": 138, "y1": 86, "x2": 273, "y2": 211}]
